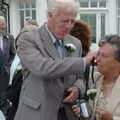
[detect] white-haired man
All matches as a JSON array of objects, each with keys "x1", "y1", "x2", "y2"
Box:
[
  {"x1": 0, "y1": 16, "x2": 15, "y2": 98},
  {"x1": 14, "y1": 0, "x2": 94, "y2": 120}
]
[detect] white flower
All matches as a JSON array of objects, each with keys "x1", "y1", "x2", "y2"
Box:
[
  {"x1": 87, "y1": 88, "x2": 97, "y2": 100},
  {"x1": 65, "y1": 43, "x2": 76, "y2": 53}
]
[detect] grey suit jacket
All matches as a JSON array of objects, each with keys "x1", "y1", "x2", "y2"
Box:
[{"x1": 14, "y1": 24, "x2": 85, "y2": 120}]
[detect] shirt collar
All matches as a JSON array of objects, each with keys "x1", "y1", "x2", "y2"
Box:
[
  {"x1": 45, "y1": 24, "x2": 64, "y2": 46},
  {"x1": 45, "y1": 24, "x2": 56, "y2": 44}
]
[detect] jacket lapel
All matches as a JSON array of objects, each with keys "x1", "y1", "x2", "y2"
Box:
[
  {"x1": 2, "y1": 34, "x2": 9, "y2": 54},
  {"x1": 39, "y1": 24, "x2": 59, "y2": 59},
  {"x1": 107, "y1": 75, "x2": 120, "y2": 112}
]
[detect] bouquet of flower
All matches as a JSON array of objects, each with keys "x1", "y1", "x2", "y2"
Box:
[
  {"x1": 87, "y1": 88, "x2": 97, "y2": 100},
  {"x1": 65, "y1": 43, "x2": 76, "y2": 53}
]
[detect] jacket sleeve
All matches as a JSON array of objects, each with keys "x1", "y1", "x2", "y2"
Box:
[{"x1": 17, "y1": 31, "x2": 85, "y2": 79}]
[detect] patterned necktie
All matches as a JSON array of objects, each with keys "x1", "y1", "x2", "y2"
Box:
[{"x1": 54, "y1": 40, "x2": 64, "y2": 59}]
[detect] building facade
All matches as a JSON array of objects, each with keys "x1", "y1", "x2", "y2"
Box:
[{"x1": 6, "y1": 0, "x2": 120, "y2": 50}]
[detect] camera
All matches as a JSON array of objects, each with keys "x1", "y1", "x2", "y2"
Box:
[{"x1": 75, "y1": 99, "x2": 92, "y2": 119}]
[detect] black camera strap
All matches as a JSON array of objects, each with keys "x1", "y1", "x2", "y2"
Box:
[
  {"x1": 84, "y1": 66, "x2": 90, "y2": 99},
  {"x1": 84, "y1": 65, "x2": 95, "y2": 98}
]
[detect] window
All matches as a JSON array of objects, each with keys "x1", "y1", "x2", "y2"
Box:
[
  {"x1": 80, "y1": 0, "x2": 107, "y2": 8},
  {"x1": 18, "y1": 0, "x2": 36, "y2": 29},
  {"x1": 80, "y1": 14, "x2": 96, "y2": 43},
  {"x1": 79, "y1": 0, "x2": 108, "y2": 47}
]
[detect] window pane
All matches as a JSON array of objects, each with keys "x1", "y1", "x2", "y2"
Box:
[
  {"x1": 32, "y1": 10, "x2": 36, "y2": 19},
  {"x1": 80, "y1": 14, "x2": 96, "y2": 43},
  {"x1": 18, "y1": 0, "x2": 36, "y2": 29},
  {"x1": 20, "y1": 11, "x2": 24, "y2": 29},
  {"x1": 118, "y1": 18, "x2": 120, "y2": 35},
  {"x1": 26, "y1": 10, "x2": 30, "y2": 17},
  {"x1": 26, "y1": 2, "x2": 30, "y2": 8},
  {"x1": 19, "y1": 2, "x2": 24, "y2": 8},
  {"x1": 118, "y1": 0, "x2": 120, "y2": 7},
  {"x1": 117, "y1": 0, "x2": 120, "y2": 35},
  {"x1": 118, "y1": 9, "x2": 120, "y2": 16},
  {"x1": 101, "y1": 13, "x2": 105, "y2": 38},
  {"x1": 31, "y1": 0, "x2": 36, "y2": 8},
  {"x1": 99, "y1": 0, "x2": 106, "y2": 7},
  {"x1": 80, "y1": 0, "x2": 89, "y2": 7},
  {"x1": 91, "y1": 0, "x2": 97, "y2": 7}
]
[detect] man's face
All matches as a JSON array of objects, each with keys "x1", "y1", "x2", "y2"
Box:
[
  {"x1": 48, "y1": 7, "x2": 76, "y2": 40},
  {"x1": 0, "y1": 19, "x2": 5, "y2": 33},
  {"x1": 96, "y1": 43, "x2": 120, "y2": 74}
]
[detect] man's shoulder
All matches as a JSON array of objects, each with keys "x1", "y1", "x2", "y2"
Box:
[
  {"x1": 65, "y1": 35, "x2": 81, "y2": 44},
  {"x1": 25, "y1": 24, "x2": 46, "y2": 37},
  {"x1": 64, "y1": 35, "x2": 82, "y2": 49},
  {"x1": 18, "y1": 25, "x2": 46, "y2": 43}
]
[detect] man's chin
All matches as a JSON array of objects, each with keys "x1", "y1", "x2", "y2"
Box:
[{"x1": 57, "y1": 36, "x2": 66, "y2": 40}]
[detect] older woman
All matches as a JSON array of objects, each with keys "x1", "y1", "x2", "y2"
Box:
[{"x1": 72, "y1": 35, "x2": 120, "y2": 120}]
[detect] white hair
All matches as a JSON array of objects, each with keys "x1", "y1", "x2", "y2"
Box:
[{"x1": 47, "y1": 0, "x2": 80, "y2": 15}]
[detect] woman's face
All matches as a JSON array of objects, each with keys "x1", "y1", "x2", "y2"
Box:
[{"x1": 96, "y1": 43, "x2": 120, "y2": 74}]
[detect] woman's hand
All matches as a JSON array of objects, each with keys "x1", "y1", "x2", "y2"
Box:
[
  {"x1": 96, "y1": 107, "x2": 113, "y2": 120},
  {"x1": 72, "y1": 105, "x2": 80, "y2": 116}
]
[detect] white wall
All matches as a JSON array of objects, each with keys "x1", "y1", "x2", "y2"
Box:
[
  {"x1": 36, "y1": 0, "x2": 47, "y2": 26},
  {"x1": 9, "y1": 0, "x2": 20, "y2": 37},
  {"x1": 106, "y1": 0, "x2": 117, "y2": 34}
]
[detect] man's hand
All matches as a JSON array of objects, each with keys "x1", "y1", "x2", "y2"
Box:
[
  {"x1": 85, "y1": 52, "x2": 97, "y2": 66},
  {"x1": 63, "y1": 87, "x2": 79, "y2": 103},
  {"x1": 96, "y1": 108, "x2": 113, "y2": 120}
]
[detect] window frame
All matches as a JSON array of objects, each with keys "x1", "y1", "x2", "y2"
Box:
[{"x1": 18, "y1": 0, "x2": 37, "y2": 29}]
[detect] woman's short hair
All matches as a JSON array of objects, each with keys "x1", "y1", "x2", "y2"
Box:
[
  {"x1": 47, "y1": 0, "x2": 79, "y2": 15},
  {"x1": 99, "y1": 35, "x2": 120, "y2": 62}
]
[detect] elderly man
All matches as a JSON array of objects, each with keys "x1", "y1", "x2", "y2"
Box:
[
  {"x1": 0, "y1": 16, "x2": 15, "y2": 98},
  {"x1": 14, "y1": 0, "x2": 94, "y2": 120}
]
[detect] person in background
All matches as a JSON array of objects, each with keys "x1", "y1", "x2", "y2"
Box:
[
  {"x1": 10, "y1": 19, "x2": 39, "y2": 85},
  {"x1": 14, "y1": 0, "x2": 95, "y2": 120},
  {"x1": 0, "y1": 19, "x2": 39, "y2": 120},
  {"x1": 72, "y1": 34, "x2": 120, "y2": 120},
  {"x1": 6, "y1": 19, "x2": 39, "y2": 120},
  {"x1": 70, "y1": 20, "x2": 91, "y2": 57},
  {"x1": 0, "y1": 16, "x2": 15, "y2": 98},
  {"x1": 15, "y1": 19, "x2": 39, "y2": 49}
]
